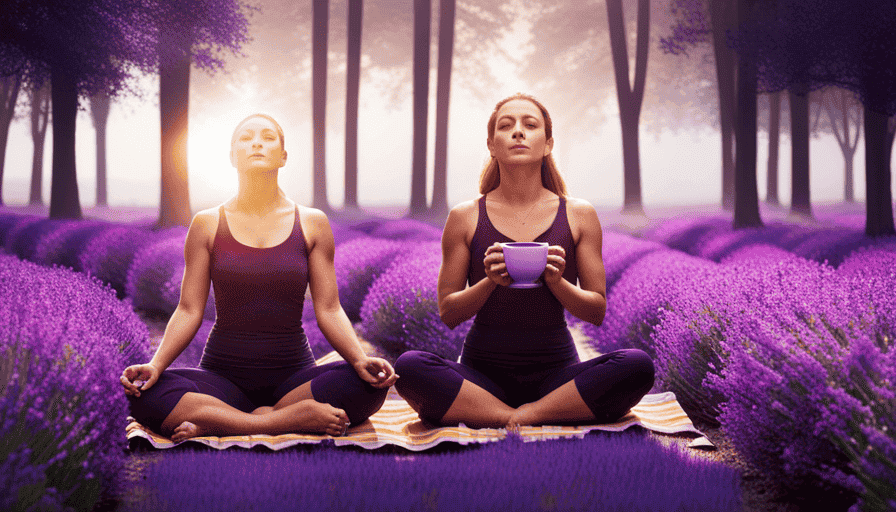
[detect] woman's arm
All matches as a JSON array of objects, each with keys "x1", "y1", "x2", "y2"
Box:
[
  {"x1": 122, "y1": 212, "x2": 213, "y2": 396},
  {"x1": 304, "y1": 208, "x2": 397, "y2": 388},
  {"x1": 437, "y1": 201, "x2": 502, "y2": 329},
  {"x1": 544, "y1": 198, "x2": 607, "y2": 326}
]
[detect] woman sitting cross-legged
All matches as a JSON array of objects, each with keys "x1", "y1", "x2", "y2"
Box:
[
  {"x1": 121, "y1": 113, "x2": 397, "y2": 442},
  {"x1": 394, "y1": 93, "x2": 654, "y2": 429}
]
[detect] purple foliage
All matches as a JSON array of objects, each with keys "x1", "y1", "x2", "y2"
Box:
[
  {"x1": 122, "y1": 432, "x2": 741, "y2": 512},
  {"x1": 368, "y1": 218, "x2": 443, "y2": 242},
  {"x1": 78, "y1": 225, "x2": 158, "y2": 298},
  {"x1": 125, "y1": 227, "x2": 215, "y2": 319},
  {"x1": 0, "y1": 213, "x2": 40, "y2": 248},
  {"x1": 334, "y1": 236, "x2": 405, "y2": 321},
  {"x1": 329, "y1": 221, "x2": 367, "y2": 247},
  {"x1": 0, "y1": 254, "x2": 151, "y2": 511},
  {"x1": 359, "y1": 242, "x2": 470, "y2": 360},
  {"x1": 5, "y1": 217, "x2": 58, "y2": 261},
  {"x1": 601, "y1": 231, "x2": 665, "y2": 290},
  {"x1": 719, "y1": 243, "x2": 802, "y2": 265},
  {"x1": 32, "y1": 220, "x2": 112, "y2": 271},
  {"x1": 641, "y1": 214, "x2": 729, "y2": 254},
  {"x1": 583, "y1": 249, "x2": 718, "y2": 359},
  {"x1": 697, "y1": 257, "x2": 896, "y2": 505}
]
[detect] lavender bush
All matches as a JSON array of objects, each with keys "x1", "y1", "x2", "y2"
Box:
[
  {"x1": 125, "y1": 227, "x2": 216, "y2": 319},
  {"x1": 0, "y1": 254, "x2": 151, "y2": 511},
  {"x1": 6, "y1": 217, "x2": 59, "y2": 261},
  {"x1": 121, "y1": 431, "x2": 741, "y2": 512},
  {"x1": 0, "y1": 213, "x2": 42, "y2": 250},
  {"x1": 601, "y1": 231, "x2": 665, "y2": 291},
  {"x1": 334, "y1": 236, "x2": 405, "y2": 321},
  {"x1": 359, "y1": 242, "x2": 470, "y2": 361},
  {"x1": 32, "y1": 220, "x2": 112, "y2": 271},
  {"x1": 368, "y1": 218, "x2": 443, "y2": 242},
  {"x1": 582, "y1": 249, "x2": 718, "y2": 359},
  {"x1": 78, "y1": 226, "x2": 159, "y2": 298}
]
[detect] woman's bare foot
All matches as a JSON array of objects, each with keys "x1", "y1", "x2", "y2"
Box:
[
  {"x1": 171, "y1": 421, "x2": 202, "y2": 442},
  {"x1": 287, "y1": 399, "x2": 350, "y2": 437}
]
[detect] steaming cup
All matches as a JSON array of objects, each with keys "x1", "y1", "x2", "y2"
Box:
[{"x1": 500, "y1": 242, "x2": 549, "y2": 288}]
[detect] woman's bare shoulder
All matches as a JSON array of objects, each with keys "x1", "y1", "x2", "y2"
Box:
[
  {"x1": 444, "y1": 197, "x2": 480, "y2": 238},
  {"x1": 189, "y1": 207, "x2": 221, "y2": 247},
  {"x1": 565, "y1": 196, "x2": 601, "y2": 241}
]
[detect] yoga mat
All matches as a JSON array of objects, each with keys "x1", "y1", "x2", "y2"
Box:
[{"x1": 126, "y1": 351, "x2": 713, "y2": 452}]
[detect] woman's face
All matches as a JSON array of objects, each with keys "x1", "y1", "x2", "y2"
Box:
[
  {"x1": 230, "y1": 116, "x2": 287, "y2": 172},
  {"x1": 487, "y1": 99, "x2": 553, "y2": 167}
]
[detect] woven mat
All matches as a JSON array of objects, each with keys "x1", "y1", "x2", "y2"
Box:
[{"x1": 126, "y1": 350, "x2": 713, "y2": 452}]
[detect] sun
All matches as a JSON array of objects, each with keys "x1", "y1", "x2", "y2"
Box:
[{"x1": 188, "y1": 116, "x2": 239, "y2": 208}]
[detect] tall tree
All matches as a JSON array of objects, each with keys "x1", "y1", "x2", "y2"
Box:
[
  {"x1": 765, "y1": 91, "x2": 781, "y2": 205},
  {"x1": 91, "y1": 91, "x2": 110, "y2": 207},
  {"x1": 0, "y1": 0, "x2": 160, "y2": 219},
  {"x1": 820, "y1": 87, "x2": 862, "y2": 203},
  {"x1": 156, "y1": 0, "x2": 252, "y2": 227},
  {"x1": 661, "y1": 0, "x2": 738, "y2": 210},
  {"x1": 0, "y1": 74, "x2": 22, "y2": 206},
  {"x1": 29, "y1": 83, "x2": 50, "y2": 206},
  {"x1": 606, "y1": 0, "x2": 650, "y2": 213},
  {"x1": 789, "y1": 85, "x2": 811, "y2": 218},
  {"x1": 344, "y1": 0, "x2": 362, "y2": 210},
  {"x1": 732, "y1": 0, "x2": 762, "y2": 228},
  {"x1": 429, "y1": 0, "x2": 456, "y2": 219},
  {"x1": 312, "y1": 0, "x2": 331, "y2": 213},
  {"x1": 409, "y1": 0, "x2": 431, "y2": 218}
]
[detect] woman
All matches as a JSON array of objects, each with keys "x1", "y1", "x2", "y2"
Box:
[
  {"x1": 394, "y1": 94, "x2": 654, "y2": 429},
  {"x1": 121, "y1": 113, "x2": 397, "y2": 442}
]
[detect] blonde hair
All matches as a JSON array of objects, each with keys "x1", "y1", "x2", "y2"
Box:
[
  {"x1": 231, "y1": 113, "x2": 285, "y2": 150},
  {"x1": 478, "y1": 93, "x2": 566, "y2": 196}
]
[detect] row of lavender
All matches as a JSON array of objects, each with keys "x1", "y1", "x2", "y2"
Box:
[
  {"x1": 641, "y1": 212, "x2": 896, "y2": 267},
  {"x1": 2, "y1": 209, "x2": 894, "y2": 509},
  {"x1": 580, "y1": 227, "x2": 896, "y2": 511},
  {"x1": 0, "y1": 254, "x2": 152, "y2": 511}
]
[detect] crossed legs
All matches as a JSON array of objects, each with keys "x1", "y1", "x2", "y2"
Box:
[{"x1": 394, "y1": 349, "x2": 655, "y2": 429}]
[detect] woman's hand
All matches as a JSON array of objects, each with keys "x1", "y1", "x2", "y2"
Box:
[
  {"x1": 120, "y1": 363, "x2": 161, "y2": 398},
  {"x1": 352, "y1": 357, "x2": 399, "y2": 389},
  {"x1": 544, "y1": 245, "x2": 566, "y2": 285},
  {"x1": 483, "y1": 243, "x2": 513, "y2": 287}
]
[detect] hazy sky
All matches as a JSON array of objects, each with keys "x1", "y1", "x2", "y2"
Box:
[{"x1": 2, "y1": 1, "x2": 890, "y2": 211}]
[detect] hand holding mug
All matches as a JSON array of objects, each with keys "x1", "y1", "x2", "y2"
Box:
[
  {"x1": 543, "y1": 245, "x2": 566, "y2": 285},
  {"x1": 483, "y1": 243, "x2": 513, "y2": 287}
]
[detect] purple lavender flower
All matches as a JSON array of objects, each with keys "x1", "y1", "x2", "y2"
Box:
[
  {"x1": 78, "y1": 226, "x2": 159, "y2": 298},
  {"x1": 122, "y1": 431, "x2": 741, "y2": 512},
  {"x1": 334, "y1": 236, "x2": 405, "y2": 321},
  {"x1": 32, "y1": 220, "x2": 112, "y2": 271},
  {"x1": 368, "y1": 218, "x2": 443, "y2": 242},
  {"x1": 125, "y1": 227, "x2": 215, "y2": 319},
  {"x1": 0, "y1": 213, "x2": 42, "y2": 250},
  {"x1": 601, "y1": 231, "x2": 665, "y2": 291},
  {"x1": 0, "y1": 254, "x2": 151, "y2": 511},
  {"x1": 359, "y1": 242, "x2": 470, "y2": 360}
]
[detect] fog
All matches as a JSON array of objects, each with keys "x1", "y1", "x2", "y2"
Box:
[{"x1": 1, "y1": 0, "x2": 886, "y2": 212}]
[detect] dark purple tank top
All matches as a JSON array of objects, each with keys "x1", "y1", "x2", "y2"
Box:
[
  {"x1": 200, "y1": 205, "x2": 314, "y2": 371},
  {"x1": 468, "y1": 194, "x2": 577, "y2": 329}
]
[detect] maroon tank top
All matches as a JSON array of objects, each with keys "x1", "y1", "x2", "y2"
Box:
[
  {"x1": 209, "y1": 205, "x2": 309, "y2": 334},
  {"x1": 468, "y1": 194, "x2": 577, "y2": 328}
]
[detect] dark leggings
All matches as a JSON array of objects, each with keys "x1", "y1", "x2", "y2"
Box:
[
  {"x1": 394, "y1": 349, "x2": 655, "y2": 424},
  {"x1": 128, "y1": 361, "x2": 388, "y2": 434}
]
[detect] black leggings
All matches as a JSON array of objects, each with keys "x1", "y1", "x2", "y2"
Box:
[
  {"x1": 394, "y1": 348, "x2": 655, "y2": 424},
  {"x1": 128, "y1": 361, "x2": 388, "y2": 433}
]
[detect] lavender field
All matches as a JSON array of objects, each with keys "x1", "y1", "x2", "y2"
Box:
[{"x1": 1, "y1": 203, "x2": 894, "y2": 511}]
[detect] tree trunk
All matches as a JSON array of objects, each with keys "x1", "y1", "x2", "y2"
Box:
[
  {"x1": 766, "y1": 91, "x2": 780, "y2": 205},
  {"x1": 344, "y1": 0, "x2": 362, "y2": 209},
  {"x1": 92, "y1": 91, "x2": 110, "y2": 207},
  {"x1": 789, "y1": 86, "x2": 811, "y2": 218},
  {"x1": 29, "y1": 84, "x2": 50, "y2": 206},
  {"x1": 48, "y1": 67, "x2": 82, "y2": 220},
  {"x1": 709, "y1": 0, "x2": 737, "y2": 211},
  {"x1": 159, "y1": 27, "x2": 193, "y2": 228},
  {"x1": 311, "y1": 0, "x2": 330, "y2": 213},
  {"x1": 0, "y1": 74, "x2": 22, "y2": 207},
  {"x1": 606, "y1": 0, "x2": 649, "y2": 214},
  {"x1": 410, "y1": 0, "x2": 431, "y2": 218},
  {"x1": 732, "y1": 0, "x2": 761, "y2": 228},
  {"x1": 864, "y1": 108, "x2": 895, "y2": 236},
  {"x1": 430, "y1": 0, "x2": 456, "y2": 219}
]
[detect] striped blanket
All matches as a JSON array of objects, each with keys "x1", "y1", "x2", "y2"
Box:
[{"x1": 126, "y1": 351, "x2": 712, "y2": 452}]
